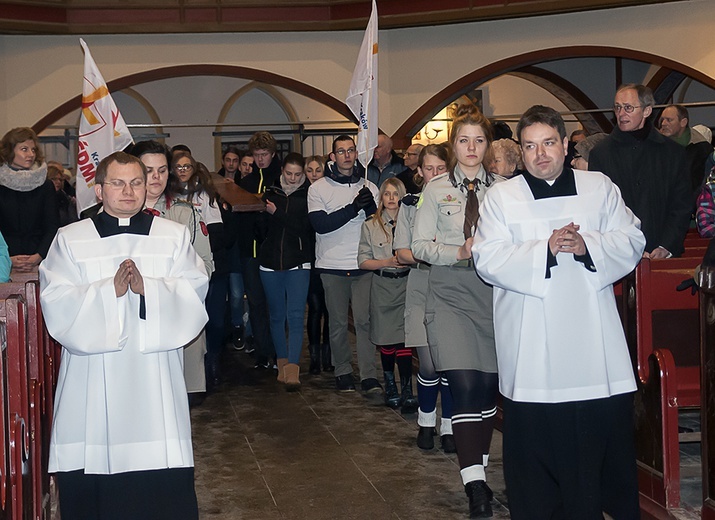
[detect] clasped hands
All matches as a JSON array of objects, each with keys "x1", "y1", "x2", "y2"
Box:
[
  {"x1": 549, "y1": 222, "x2": 586, "y2": 256},
  {"x1": 114, "y1": 259, "x2": 145, "y2": 297}
]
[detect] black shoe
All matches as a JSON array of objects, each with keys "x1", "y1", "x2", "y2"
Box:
[
  {"x1": 465, "y1": 481, "x2": 493, "y2": 518},
  {"x1": 321, "y1": 343, "x2": 335, "y2": 372},
  {"x1": 308, "y1": 345, "x2": 321, "y2": 375},
  {"x1": 335, "y1": 374, "x2": 356, "y2": 392},
  {"x1": 360, "y1": 377, "x2": 383, "y2": 394},
  {"x1": 400, "y1": 377, "x2": 419, "y2": 415},
  {"x1": 383, "y1": 372, "x2": 401, "y2": 408},
  {"x1": 416, "y1": 426, "x2": 435, "y2": 450},
  {"x1": 188, "y1": 392, "x2": 206, "y2": 408},
  {"x1": 253, "y1": 358, "x2": 271, "y2": 370},
  {"x1": 441, "y1": 434, "x2": 457, "y2": 453},
  {"x1": 244, "y1": 336, "x2": 256, "y2": 354},
  {"x1": 231, "y1": 326, "x2": 245, "y2": 351}
]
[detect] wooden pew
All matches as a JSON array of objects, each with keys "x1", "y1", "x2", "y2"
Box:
[
  {"x1": 0, "y1": 294, "x2": 28, "y2": 520},
  {"x1": 0, "y1": 280, "x2": 54, "y2": 520},
  {"x1": 699, "y1": 265, "x2": 715, "y2": 519},
  {"x1": 621, "y1": 257, "x2": 702, "y2": 516}
]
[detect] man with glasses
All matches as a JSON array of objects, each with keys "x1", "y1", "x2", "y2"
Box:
[
  {"x1": 307, "y1": 135, "x2": 382, "y2": 397},
  {"x1": 39, "y1": 151, "x2": 208, "y2": 519},
  {"x1": 396, "y1": 143, "x2": 424, "y2": 194},
  {"x1": 589, "y1": 84, "x2": 691, "y2": 258}
]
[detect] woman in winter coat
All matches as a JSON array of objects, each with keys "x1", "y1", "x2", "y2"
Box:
[{"x1": 259, "y1": 153, "x2": 313, "y2": 390}]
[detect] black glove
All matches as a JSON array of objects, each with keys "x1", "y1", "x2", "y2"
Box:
[
  {"x1": 352, "y1": 187, "x2": 374, "y2": 212},
  {"x1": 401, "y1": 194, "x2": 419, "y2": 207}
]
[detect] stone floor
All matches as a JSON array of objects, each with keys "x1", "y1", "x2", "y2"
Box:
[
  {"x1": 190, "y1": 342, "x2": 709, "y2": 520},
  {"x1": 191, "y1": 346, "x2": 510, "y2": 520}
]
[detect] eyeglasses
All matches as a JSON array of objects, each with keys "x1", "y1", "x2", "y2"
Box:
[
  {"x1": 175, "y1": 164, "x2": 194, "y2": 172},
  {"x1": 334, "y1": 148, "x2": 356, "y2": 156},
  {"x1": 613, "y1": 104, "x2": 642, "y2": 114},
  {"x1": 104, "y1": 179, "x2": 145, "y2": 190}
]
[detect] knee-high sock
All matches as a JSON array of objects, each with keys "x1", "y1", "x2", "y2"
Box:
[
  {"x1": 379, "y1": 345, "x2": 396, "y2": 373},
  {"x1": 418, "y1": 374, "x2": 439, "y2": 414},
  {"x1": 395, "y1": 346, "x2": 412, "y2": 382},
  {"x1": 439, "y1": 374, "x2": 454, "y2": 419}
]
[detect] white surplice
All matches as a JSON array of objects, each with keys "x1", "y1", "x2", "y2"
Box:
[
  {"x1": 473, "y1": 170, "x2": 645, "y2": 403},
  {"x1": 39, "y1": 216, "x2": 209, "y2": 474}
]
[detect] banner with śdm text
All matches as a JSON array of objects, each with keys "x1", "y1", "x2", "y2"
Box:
[{"x1": 76, "y1": 38, "x2": 133, "y2": 216}]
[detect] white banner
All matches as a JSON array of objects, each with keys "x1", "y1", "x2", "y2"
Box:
[
  {"x1": 76, "y1": 38, "x2": 133, "y2": 215},
  {"x1": 346, "y1": 0, "x2": 378, "y2": 171}
]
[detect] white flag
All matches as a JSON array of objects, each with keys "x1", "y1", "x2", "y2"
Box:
[
  {"x1": 76, "y1": 38, "x2": 133, "y2": 215},
  {"x1": 346, "y1": 0, "x2": 378, "y2": 171}
]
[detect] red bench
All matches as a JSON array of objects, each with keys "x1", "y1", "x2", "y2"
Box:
[
  {"x1": 699, "y1": 266, "x2": 715, "y2": 519},
  {"x1": 619, "y1": 256, "x2": 702, "y2": 516},
  {"x1": 0, "y1": 280, "x2": 57, "y2": 520}
]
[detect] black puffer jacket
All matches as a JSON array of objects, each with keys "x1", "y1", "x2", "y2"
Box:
[{"x1": 258, "y1": 177, "x2": 313, "y2": 271}]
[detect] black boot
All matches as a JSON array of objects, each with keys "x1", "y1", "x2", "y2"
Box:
[
  {"x1": 383, "y1": 372, "x2": 401, "y2": 408},
  {"x1": 231, "y1": 326, "x2": 245, "y2": 351},
  {"x1": 205, "y1": 354, "x2": 220, "y2": 393},
  {"x1": 400, "y1": 376, "x2": 419, "y2": 415},
  {"x1": 465, "y1": 480, "x2": 493, "y2": 518},
  {"x1": 321, "y1": 343, "x2": 334, "y2": 372},
  {"x1": 416, "y1": 426, "x2": 435, "y2": 450},
  {"x1": 308, "y1": 345, "x2": 321, "y2": 375}
]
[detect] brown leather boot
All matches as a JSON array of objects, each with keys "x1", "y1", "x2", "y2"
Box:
[
  {"x1": 285, "y1": 363, "x2": 301, "y2": 392},
  {"x1": 276, "y1": 358, "x2": 288, "y2": 383}
]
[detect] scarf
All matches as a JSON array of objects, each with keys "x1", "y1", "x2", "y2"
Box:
[{"x1": 0, "y1": 162, "x2": 48, "y2": 192}]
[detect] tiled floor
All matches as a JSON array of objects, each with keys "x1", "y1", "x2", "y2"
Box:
[{"x1": 191, "y1": 347, "x2": 510, "y2": 519}]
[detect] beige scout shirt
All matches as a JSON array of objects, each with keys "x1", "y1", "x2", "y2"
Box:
[
  {"x1": 358, "y1": 211, "x2": 408, "y2": 273},
  {"x1": 411, "y1": 164, "x2": 499, "y2": 266}
]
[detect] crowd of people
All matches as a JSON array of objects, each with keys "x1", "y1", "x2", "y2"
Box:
[{"x1": 1, "y1": 81, "x2": 714, "y2": 518}]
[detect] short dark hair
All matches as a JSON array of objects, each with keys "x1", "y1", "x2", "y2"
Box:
[
  {"x1": 130, "y1": 140, "x2": 172, "y2": 165},
  {"x1": 96, "y1": 151, "x2": 146, "y2": 185},
  {"x1": 332, "y1": 135, "x2": 355, "y2": 153},
  {"x1": 517, "y1": 105, "x2": 567, "y2": 143},
  {"x1": 666, "y1": 104, "x2": 689, "y2": 122},
  {"x1": 570, "y1": 129, "x2": 588, "y2": 140},
  {"x1": 222, "y1": 146, "x2": 241, "y2": 160}
]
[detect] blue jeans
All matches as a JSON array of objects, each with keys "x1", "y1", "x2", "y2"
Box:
[
  {"x1": 259, "y1": 268, "x2": 310, "y2": 364},
  {"x1": 229, "y1": 272, "x2": 252, "y2": 336}
]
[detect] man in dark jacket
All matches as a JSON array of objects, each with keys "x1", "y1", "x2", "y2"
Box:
[
  {"x1": 658, "y1": 104, "x2": 713, "y2": 198},
  {"x1": 367, "y1": 134, "x2": 404, "y2": 187},
  {"x1": 230, "y1": 132, "x2": 282, "y2": 369},
  {"x1": 589, "y1": 84, "x2": 691, "y2": 258}
]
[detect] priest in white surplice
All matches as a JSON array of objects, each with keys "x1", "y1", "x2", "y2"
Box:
[
  {"x1": 40, "y1": 152, "x2": 208, "y2": 520},
  {"x1": 473, "y1": 106, "x2": 645, "y2": 520}
]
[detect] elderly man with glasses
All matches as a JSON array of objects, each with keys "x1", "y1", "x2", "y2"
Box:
[{"x1": 589, "y1": 83, "x2": 691, "y2": 258}]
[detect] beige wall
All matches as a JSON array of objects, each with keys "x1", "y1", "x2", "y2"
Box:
[{"x1": 1, "y1": 0, "x2": 714, "y2": 136}]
